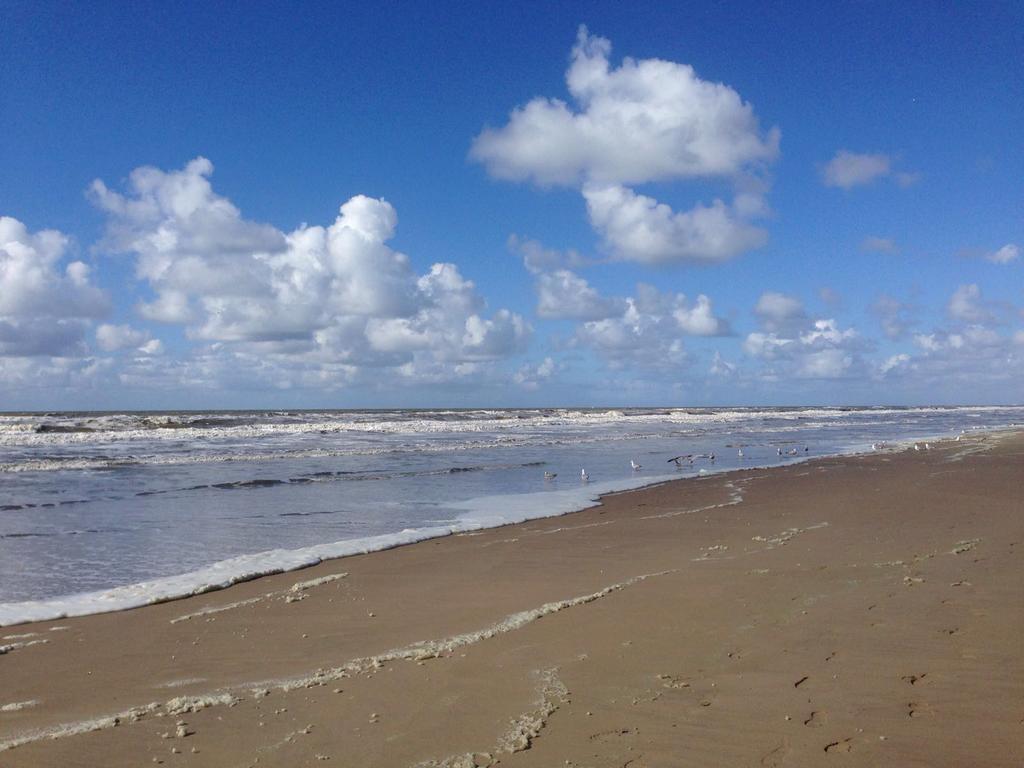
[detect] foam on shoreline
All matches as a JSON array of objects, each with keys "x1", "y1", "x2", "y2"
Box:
[{"x1": 0, "y1": 429, "x2": 1008, "y2": 628}]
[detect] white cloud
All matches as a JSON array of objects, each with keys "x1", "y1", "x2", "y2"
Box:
[
  {"x1": 744, "y1": 308, "x2": 865, "y2": 380},
  {"x1": 821, "y1": 150, "x2": 892, "y2": 188},
  {"x1": 96, "y1": 323, "x2": 151, "y2": 352},
  {"x1": 509, "y1": 235, "x2": 590, "y2": 274},
  {"x1": 861, "y1": 236, "x2": 898, "y2": 254},
  {"x1": 987, "y1": 243, "x2": 1019, "y2": 264},
  {"x1": 709, "y1": 350, "x2": 736, "y2": 377},
  {"x1": 472, "y1": 27, "x2": 778, "y2": 265},
  {"x1": 89, "y1": 158, "x2": 530, "y2": 385},
  {"x1": 582, "y1": 183, "x2": 767, "y2": 264},
  {"x1": 536, "y1": 269, "x2": 624, "y2": 320},
  {"x1": 673, "y1": 294, "x2": 730, "y2": 336},
  {"x1": 872, "y1": 294, "x2": 914, "y2": 339},
  {"x1": 471, "y1": 26, "x2": 778, "y2": 187},
  {"x1": 0, "y1": 216, "x2": 109, "y2": 357},
  {"x1": 879, "y1": 353, "x2": 911, "y2": 375},
  {"x1": 514, "y1": 356, "x2": 558, "y2": 390},
  {"x1": 571, "y1": 284, "x2": 730, "y2": 371},
  {"x1": 753, "y1": 291, "x2": 806, "y2": 332},
  {"x1": 947, "y1": 283, "x2": 990, "y2": 323}
]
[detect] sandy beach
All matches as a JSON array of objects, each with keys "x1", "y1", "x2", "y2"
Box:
[{"x1": 1, "y1": 431, "x2": 1022, "y2": 767}]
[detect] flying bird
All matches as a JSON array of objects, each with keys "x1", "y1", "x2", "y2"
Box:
[{"x1": 667, "y1": 455, "x2": 693, "y2": 466}]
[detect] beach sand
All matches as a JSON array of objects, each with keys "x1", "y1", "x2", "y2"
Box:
[{"x1": 1, "y1": 431, "x2": 1022, "y2": 767}]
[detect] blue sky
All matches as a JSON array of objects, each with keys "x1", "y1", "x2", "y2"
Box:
[{"x1": 1, "y1": 1, "x2": 1021, "y2": 409}]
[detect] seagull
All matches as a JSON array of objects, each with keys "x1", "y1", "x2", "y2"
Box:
[
  {"x1": 580, "y1": 468, "x2": 589, "y2": 482},
  {"x1": 913, "y1": 443, "x2": 921, "y2": 451},
  {"x1": 955, "y1": 434, "x2": 962, "y2": 442},
  {"x1": 924, "y1": 443, "x2": 931, "y2": 450},
  {"x1": 787, "y1": 448, "x2": 799, "y2": 456},
  {"x1": 737, "y1": 448, "x2": 744, "y2": 459},
  {"x1": 631, "y1": 459, "x2": 642, "y2": 471},
  {"x1": 544, "y1": 471, "x2": 557, "y2": 480},
  {"x1": 667, "y1": 455, "x2": 693, "y2": 467},
  {"x1": 777, "y1": 447, "x2": 783, "y2": 456}
]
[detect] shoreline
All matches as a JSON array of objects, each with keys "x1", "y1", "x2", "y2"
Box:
[
  {"x1": 1, "y1": 426, "x2": 1005, "y2": 628},
  {"x1": 1, "y1": 428, "x2": 1022, "y2": 766}
]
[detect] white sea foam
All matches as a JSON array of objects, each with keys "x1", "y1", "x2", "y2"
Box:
[
  {"x1": 0, "y1": 470, "x2": 682, "y2": 628},
  {"x1": 0, "y1": 571, "x2": 667, "y2": 753},
  {"x1": 0, "y1": 700, "x2": 38, "y2": 713}
]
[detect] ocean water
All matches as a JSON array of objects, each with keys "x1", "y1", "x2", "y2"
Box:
[{"x1": 1, "y1": 406, "x2": 1021, "y2": 625}]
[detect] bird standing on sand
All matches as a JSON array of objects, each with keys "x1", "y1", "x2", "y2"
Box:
[
  {"x1": 581, "y1": 468, "x2": 589, "y2": 482},
  {"x1": 631, "y1": 459, "x2": 642, "y2": 471}
]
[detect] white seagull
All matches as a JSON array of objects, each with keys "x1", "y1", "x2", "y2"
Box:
[
  {"x1": 544, "y1": 471, "x2": 557, "y2": 480},
  {"x1": 581, "y1": 468, "x2": 589, "y2": 482},
  {"x1": 737, "y1": 448, "x2": 744, "y2": 459},
  {"x1": 631, "y1": 459, "x2": 642, "y2": 471}
]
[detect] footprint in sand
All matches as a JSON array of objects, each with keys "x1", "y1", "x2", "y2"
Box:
[
  {"x1": 824, "y1": 738, "x2": 853, "y2": 753},
  {"x1": 760, "y1": 739, "x2": 791, "y2": 767},
  {"x1": 588, "y1": 727, "x2": 635, "y2": 742},
  {"x1": 901, "y1": 673, "x2": 928, "y2": 686},
  {"x1": 804, "y1": 710, "x2": 827, "y2": 727},
  {"x1": 655, "y1": 674, "x2": 690, "y2": 690},
  {"x1": 907, "y1": 701, "x2": 932, "y2": 718}
]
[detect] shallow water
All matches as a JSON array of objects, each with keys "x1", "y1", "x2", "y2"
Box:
[{"x1": 1, "y1": 406, "x2": 1021, "y2": 624}]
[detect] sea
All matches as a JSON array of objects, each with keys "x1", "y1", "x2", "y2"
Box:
[{"x1": 1, "y1": 405, "x2": 1021, "y2": 626}]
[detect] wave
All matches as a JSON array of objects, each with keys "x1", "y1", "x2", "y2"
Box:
[
  {"x1": 0, "y1": 470, "x2": 678, "y2": 627},
  {"x1": 4, "y1": 405, "x2": 1015, "y2": 450}
]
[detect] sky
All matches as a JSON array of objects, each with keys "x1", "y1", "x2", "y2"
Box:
[{"x1": 1, "y1": 0, "x2": 1022, "y2": 409}]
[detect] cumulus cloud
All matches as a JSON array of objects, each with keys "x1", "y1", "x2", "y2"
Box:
[
  {"x1": 89, "y1": 158, "x2": 530, "y2": 386},
  {"x1": 986, "y1": 243, "x2": 1019, "y2": 264},
  {"x1": 709, "y1": 350, "x2": 736, "y2": 377},
  {"x1": 871, "y1": 294, "x2": 915, "y2": 339},
  {"x1": 0, "y1": 216, "x2": 109, "y2": 357},
  {"x1": 753, "y1": 291, "x2": 806, "y2": 333},
  {"x1": 472, "y1": 27, "x2": 778, "y2": 186},
  {"x1": 821, "y1": 150, "x2": 893, "y2": 188},
  {"x1": 673, "y1": 294, "x2": 730, "y2": 336},
  {"x1": 744, "y1": 311, "x2": 866, "y2": 380},
  {"x1": 947, "y1": 283, "x2": 991, "y2": 323},
  {"x1": 535, "y1": 269, "x2": 624, "y2": 320},
  {"x1": 94, "y1": 324, "x2": 163, "y2": 356},
  {"x1": 572, "y1": 283, "x2": 730, "y2": 370},
  {"x1": 95, "y1": 323, "x2": 152, "y2": 352},
  {"x1": 582, "y1": 183, "x2": 767, "y2": 264},
  {"x1": 472, "y1": 27, "x2": 778, "y2": 264},
  {"x1": 509, "y1": 235, "x2": 590, "y2": 274},
  {"x1": 513, "y1": 356, "x2": 558, "y2": 390}
]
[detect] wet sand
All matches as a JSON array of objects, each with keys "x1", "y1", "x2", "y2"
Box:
[{"x1": 1, "y1": 431, "x2": 1022, "y2": 767}]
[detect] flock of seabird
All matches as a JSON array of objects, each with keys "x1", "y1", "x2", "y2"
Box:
[
  {"x1": 544, "y1": 444, "x2": 815, "y2": 482},
  {"x1": 547, "y1": 430, "x2": 966, "y2": 482}
]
